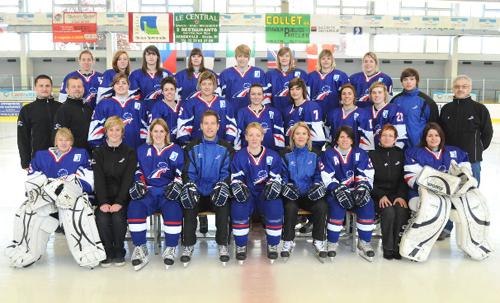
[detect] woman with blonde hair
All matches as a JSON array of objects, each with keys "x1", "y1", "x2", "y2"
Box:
[
  {"x1": 127, "y1": 118, "x2": 184, "y2": 270},
  {"x1": 308, "y1": 49, "x2": 349, "y2": 116},
  {"x1": 92, "y1": 116, "x2": 137, "y2": 267},
  {"x1": 280, "y1": 122, "x2": 328, "y2": 262}
]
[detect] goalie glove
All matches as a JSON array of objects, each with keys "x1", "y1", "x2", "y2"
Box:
[
  {"x1": 211, "y1": 182, "x2": 231, "y2": 207},
  {"x1": 307, "y1": 183, "x2": 326, "y2": 201},
  {"x1": 180, "y1": 182, "x2": 200, "y2": 209},
  {"x1": 334, "y1": 184, "x2": 355, "y2": 210},
  {"x1": 231, "y1": 181, "x2": 250, "y2": 203},
  {"x1": 129, "y1": 181, "x2": 147, "y2": 200},
  {"x1": 164, "y1": 180, "x2": 182, "y2": 201},
  {"x1": 264, "y1": 180, "x2": 282, "y2": 201},
  {"x1": 281, "y1": 183, "x2": 300, "y2": 201},
  {"x1": 352, "y1": 183, "x2": 371, "y2": 208}
]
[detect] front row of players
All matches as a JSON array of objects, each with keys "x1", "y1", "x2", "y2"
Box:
[{"x1": 6, "y1": 113, "x2": 491, "y2": 269}]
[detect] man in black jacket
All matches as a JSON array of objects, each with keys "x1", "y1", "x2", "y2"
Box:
[
  {"x1": 439, "y1": 74, "x2": 493, "y2": 185},
  {"x1": 438, "y1": 74, "x2": 493, "y2": 240},
  {"x1": 17, "y1": 75, "x2": 61, "y2": 169},
  {"x1": 53, "y1": 76, "x2": 93, "y2": 151}
]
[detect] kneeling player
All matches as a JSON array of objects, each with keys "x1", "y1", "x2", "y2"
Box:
[
  {"x1": 127, "y1": 119, "x2": 184, "y2": 270},
  {"x1": 281, "y1": 122, "x2": 328, "y2": 262},
  {"x1": 180, "y1": 111, "x2": 234, "y2": 266},
  {"x1": 230, "y1": 123, "x2": 284, "y2": 264},
  {"x1": 319, "y1": 126, "x2": 376, "y2": 262}
]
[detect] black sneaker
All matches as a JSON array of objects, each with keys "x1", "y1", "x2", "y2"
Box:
[
  {"x1": 199, "y1": 216, "x2": 208, "y2": 234},
  {"x1": 114, "y1": 257, "x2": 126, "y2": 267},
  {"x1": 383, "y1": 249, "x2": 394, "y2": 260},
  {"x1": 100, "y1": 258, "x2": 112, "y2": 268}
]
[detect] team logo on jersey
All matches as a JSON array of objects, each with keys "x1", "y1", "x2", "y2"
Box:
[
  {"x1": 378, "y1": 78, "x2": 384, "y2": 82},
  {"x1": 220, "y1": 100, "x2": 226, "y2": 108},
  {"x1": 289, "y1": 160, "x2": 296, "y2": 166},
  {"x1": 278, "y1": 82, "x2": 290, "y2": 97},
  {"x1": 169, "y1": 151, "x2": 178, "y2": 161},
  {"x1": 382, "y1": 110, "x2": 388, "y2": 118},
  {"x1": 333, "y1": 156, "x2": 339, "y2": 166},
  {"x1": 73, "y1": 154, "x2": 81, "y2": 162},
  {"x1": 307, "y1": 160, "x2": 313, "y2": 165},
  {"x1": 333, "y1": 74, "x2": 340, "y2": 81},
  {"x1": 266, "y1": 156, "x2": 273, "y2": 165},
  {"x1": 122, "y1": 112, "x2": 134, "y2": 125},
  {"x1": 233, "y1": 83, "x2": 251, "y2": 98},
  {"x1": 294, "y1": 71, "x2": 301, "y2": 77},
  {"x1": 149, "y1": 162, "x2": 170, "y2": 179},
  {"x1": 269, "y1": 111, "x2": 274, "y2": 119},
  {"x1": 134, "y1": 102, "x2": 141, "y2": 110},
  {"x1": 261, "y1": 122, "x2": 269, "y2": 132},
  {"x1": 147, "y1": 148, "x2": 152, "y2": 157},
  {"x1": 345, "y1": 170, "x2": 354, "y2": 184},
  {"x1": 89, "y1": 87, "x2": 97, "y2": 94},
  {"x1": 315, "y1": 85, "x2": 331, "y2": 100},
  {"x1": 355, "y1": 153, "x2": 360, "y2": 161},
  {"x1": 57, "y1": 168, "x2": 69, "y2": 178},
  {"x1": 254, "y1": 170, "x2": 269, "y2": 185},
  {"x1": 254, "y1": 70, "x2": 260, "y2": 78},
  {"x1": 449, "y1": 150, "x2": 457, "y2": 158}
]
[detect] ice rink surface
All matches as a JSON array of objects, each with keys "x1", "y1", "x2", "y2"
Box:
[{"x1": 0, "y1": 122, "x2": 499, "y2": 303}]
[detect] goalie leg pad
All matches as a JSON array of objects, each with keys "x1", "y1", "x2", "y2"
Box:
[
  {"x1": 450, "y1": 189, "x2": 492, "y2": 261},
  {"x1": 59, "y1": 193, "x2": 106, "y2": 268},
  {"x1": 5, "y1": 201, "x2": 59, "y2": 268},
  {"x1": 399, "y1": 187, "x2": 451, "y2": 262}
]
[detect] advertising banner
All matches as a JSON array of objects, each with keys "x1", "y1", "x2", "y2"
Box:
[
  {"x1": 174, "y1": 13, "x2": 219, "y2": 43},
  {"x1": 128, "y1": 12, "x2": 173, "y2": 43},
  {"x1": 265, "y1": 14, "x2": 310, "y2": 43}
]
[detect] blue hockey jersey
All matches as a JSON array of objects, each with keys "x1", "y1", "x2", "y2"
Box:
[
  {"x1": 129, "y1": 68, "x2": 173, "y2": 100},
  {"x1": 135, "y1": 143, "x2": 184, "y2": 188},
  {"x1": 265, "y1": 68, "x2": 308, "y2": 117},
  {"x1": 325, "y1": 106, "x2": 374, "y2": 151},
  {"x1": 88, "y1": 94, "x2": 148, "y2": 149},
  {"x1": 175, "y1": 69, "x2": 217, "y2": 103},
  {"x1": 59, "y1": 70, "x2": 103, "y2": 109},
  {"x1": 284, "y1": 100, "x2": 326, "y2": 149},
  {"x1": 218, "y1": 66, "x2": 268, "y2": 112},
  {"x1": 176, "y1": 94, "x2": 237, "y2": 145},
  {"x1": 235, "y1": 105, "x2": 285, "y2": 151},
  {"x1": 150, "y1": 99, "x2": 182, "y2": 143},
  {"x1": 28, "y1": 147, "x2": 93, "y2": 193},
  {"x1": 349, "y1": 71, "x2": 393, "y2": 106},
  {"x1": 319, "y1": 146, "x2": 374, "y2": 191},
  {"x1": 307, "y1": 69, "x2": 349, "y2": 116},
  {"x1": 184, "y1": 137, "x2": 233, "y2": 196},
  {"x1": 231, "y1": 146, "x2": 283, "y2": 193},
  {"x1": 369, "y1": 103, "x2": 408, "y2": 149},
  {"x1": 404, "y1": 145, "x2": 470, "y2": 198},
  {"x1": 96, "y1": 69, "x2": 118, "y2": 103},
  {"x1": 282, "y1": 146, "x2": 322, "y2": 196}
]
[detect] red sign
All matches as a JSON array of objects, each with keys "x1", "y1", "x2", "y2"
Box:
[{"x1": 52, "y1": 12, "x2": 97, "y2": 43}]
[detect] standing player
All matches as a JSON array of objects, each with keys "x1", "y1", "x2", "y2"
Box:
[
  {"x1": 325, "y1": 84, "x2": 373, "y2": 151},
  {"x1": 17, "y1": 74, "x2": 61, "y2": 170},
  {"x1": 218, "y1": 44, "x2": 267, "y2": 112},
  {"x1": 281, "y1": 122, "x2": 328, "y2": 262},
  {"x1": 308, "y1": 49, "x2": 349, "y2": 117},
  {"x1": 391, "y1": 68, "x2": 438, "y2": 148},
  {"x1": 150, "y1": 76, "x2": 181, "y2": 143},
  {"x1": 283, "y1": 77, "x2": 326, "y2": 151},
  {"x1": 175, "y1": 48, "x2": 216, "y2": 103},
  {"x1": 235, "y1": 83, "x2": 285, "y2": 151},
  {"x1": 88, "y1": 73, "x2": 148, "y2": 149},
  {"x1": 97, "y1": 50, "x2": 131, "y2": 103},
  {"x1": 266, "y1": 47, "x2": 308, "y2": 117},
  {"x1": 230, "y1": 122, "x2": 284, "y2": 264},
  {"x1": 59, "y1": 50, "x2": 103, "y2": 109},
  {"x1": 350, "y1": 52, "x2": 392, "y2": 107},
  {"x1": 177, "y1": 71, "x2": 237, "y2": 146},
  {"x1": 180, "y1": 111, "x2": 234, "y2": 267},
  {"x1": 368, "y1": 82, "x2": 407, "y2": 149},
  {"x1": 127, "y1": 119, "x2": 184, "y2": 270},
  {"x1": 129, "y1": 45, "x2": 173, "y2": 100},
  {"x1": 320, "y1": 126, "x2": 376, "y2": 262}
]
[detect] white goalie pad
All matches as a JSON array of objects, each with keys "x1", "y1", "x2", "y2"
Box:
[
  {"x1": 399, "y1": 187, "x2": 451, "y2": 262},
  {"x1": 5, "y1": 174, "x2": 59, "y2": 268},
  {"x1": 448, "y1": 161, "x2": 478, "y2": 196},
  {"x1": 450, "y1": 189, "x2": 493, "y2": 261},
  {"x1": 416, "y1": 166, "x2": 461, "y2": 196}
]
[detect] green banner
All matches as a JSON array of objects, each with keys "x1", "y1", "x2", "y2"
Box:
[
  {"x1": 174, "y1": 13, "x2": 220, "y2": 43},
  {"x1": 265, "y1": 14, "x2": 310, "y2": 43}
]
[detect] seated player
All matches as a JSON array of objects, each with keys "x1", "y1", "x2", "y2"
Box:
[
  {"x1": 319, "y1": 126, "x2": 376, "y2": 262},
  {"x1": 127, "y1": 119, "x2": 184, "y2": 270},
  {"x1": 179, "y1": 110, "x2": 234, "y2": 267}
]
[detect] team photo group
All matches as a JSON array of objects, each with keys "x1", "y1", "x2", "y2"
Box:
[{"x1": 6, "y1": 43, "x2": 494, "y2": 271}]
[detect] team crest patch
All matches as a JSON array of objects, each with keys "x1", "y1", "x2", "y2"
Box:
[
  {"x1": 147, "y1": 148, "x2": 152, "y2": 157},
  {"x1": 134, "y1": 102, "x2": 141, "y2": 110},
  {"x1": 220, "y1": 100, "x2": 226, "y2": 108},
  {"x1": 254, "y1": 70, "x2": 260, "y2": 78},
  {"x1": 269, "y1": 111, "x2": 274, "y2": 119},
  {"x1": 383, "y1": 110, "x2": 388, "y2": 118},
  {"x1": 169, "y1": 151, "x2": 179, "y2": 161},
  {"x1": 355, "y1": 153, "x2": 360, "y2": 161},
  {"x1": 450, "y1": 150, "x2": 457, "y2": 158},
  {"x1": 333, "y1": 74, "x2": 340, "y2": 81},
  {"x1": 294, "y1": 71, "x2": 301, "y2": 77},
  {"x1": 266, "y1": 156, "x2": 273, "y2": 165},
  {"x1": 73, "y1": 154, "x2": 81, "y2": 162},
  {"x1": 378, "y1": 77, "x2": 384, "y2": 82}
]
